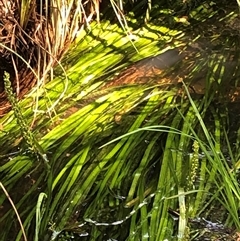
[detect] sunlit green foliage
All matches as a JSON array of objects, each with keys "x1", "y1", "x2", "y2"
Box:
[{"x1": 0, "y1": 1, "x2": 240, "y2": 241}]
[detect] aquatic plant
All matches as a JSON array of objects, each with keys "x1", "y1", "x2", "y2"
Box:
[{"x1": 0, "y1": 1, "x2": 240, "y2": 241}]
